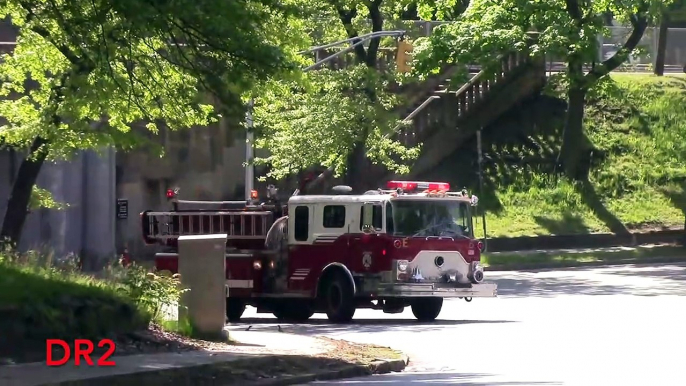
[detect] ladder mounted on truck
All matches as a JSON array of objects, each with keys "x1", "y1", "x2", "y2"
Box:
[
  {"x1": 141, "y1": 187, "x2": 281, "y2": 245},
  {"x1": 142, "y1": 210, "x2": 274, "y2": 241}
]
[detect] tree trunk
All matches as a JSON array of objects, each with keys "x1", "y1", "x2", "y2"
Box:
[
  {"x1": 559, "y1": 86, "x2": 587, "y2": 180},
  {"x1": 655, "y1": 12, "x2": 669, "y2": 76},
  {"x1": 344, "y1": 140, "x2": 367, "y2": 192},
  {"x1": 0, "y1": 137, "x2": 49, "y2": 247}
]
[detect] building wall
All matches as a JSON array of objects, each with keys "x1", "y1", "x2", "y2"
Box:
[
  {"x1": 0, "y1": 148, "x2": 116, "y2": 270},
  {"x1": 116, "y1": 118, "x2": 251, "y2": 261}
]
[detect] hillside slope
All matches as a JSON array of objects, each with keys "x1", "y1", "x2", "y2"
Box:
[{"x1": 430, "y1": 74, "x2": 686, "y2": 237}]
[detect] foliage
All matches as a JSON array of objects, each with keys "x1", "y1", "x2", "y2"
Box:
[
  {"x1": 28, "y1": 186, "x2": 69, "y2": 211},
  {"x1": 252, "y1": 0, "x2": 461, "y2": 181},
  {"x1": 0, "y1": 0, "x2": 297, "y2": 158},
  {"x1": 412, "y1": 0, "x2": 669, "y2": 87},
  {"x1": 108, "y1": 263, "x2": 188, "y2": 323},
  {"x1": 0, "y1": 0, "x2": 302, "y2": 245},
  {"x1": 253, "y1": 65, "x2": 421, "y2": 179}
]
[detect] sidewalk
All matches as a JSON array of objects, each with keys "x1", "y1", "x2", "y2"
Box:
[{"x1": 0, "y1": 330, "x2": 331, "y2": 386}]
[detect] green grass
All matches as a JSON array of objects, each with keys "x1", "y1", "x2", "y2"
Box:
[
  {"x1": 0, "y1": 253, "x2": 150, "y2": 343},
  {"x1": 462, "y1": 74, "x2": 686, "y2": 238},
  {"x1": 482, "y1": 244, "x2": 686, "y2": 270}
]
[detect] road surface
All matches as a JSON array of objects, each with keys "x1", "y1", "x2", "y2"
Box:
[{"x1": 227, "y1": 263, "x2": 686, "y2": 386}]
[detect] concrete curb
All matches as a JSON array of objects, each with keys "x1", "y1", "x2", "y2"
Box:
[
  {"x1": 485, "y1": 255, "x2": 686, "y2": 272},
  {"x1": 252, "y1": 355, "x2": 410, "y2": 386},
  {"x1": 45, "y1": 355, "x2": 410, "y2": 386}
]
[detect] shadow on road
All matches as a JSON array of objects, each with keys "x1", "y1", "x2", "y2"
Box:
[
  {"x1": 491, "y1": 263, "x2": 686, "y2": 298},
  {"x1": 309, "y1": 371, "x2": 562, "y2": 385},
  {"x1": 229, "y1": 318, "x2": 517, "y2": 335}
]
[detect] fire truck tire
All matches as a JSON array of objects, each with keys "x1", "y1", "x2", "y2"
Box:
[
  {"x1": 226, "y1": 298, "x2": 246, "y2": 322},
  {"x1": 411, "y1": 297, "x2": 443, "y2": 322},
  {"x1": 322, "y1": 273, "x2": 356, "y2": 323}
]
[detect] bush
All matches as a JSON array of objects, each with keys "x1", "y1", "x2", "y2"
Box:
[{"x1": 104, "y1": 262, "x2": 187, "y2": 323}]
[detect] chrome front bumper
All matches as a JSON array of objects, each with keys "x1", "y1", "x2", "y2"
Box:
[{"x1": 374, "y1": 281, "x2": 497, "y2": 298}]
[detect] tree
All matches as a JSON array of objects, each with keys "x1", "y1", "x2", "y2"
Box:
[
  {"x1": 0, "y1": 0, "x2": 300, "y2": 247},
  {"x1": 252, "y1": 0, "x2": 471, "y2": 190},
  {"x1": 654, "y1": 0, "x2": 686, "y2": 76},
  {"x1": 655, "y1": 10, "x2": 670, "y2": 76},
  {"x1": 412, "y1": 0, "x2": 668, "y2": 180}
]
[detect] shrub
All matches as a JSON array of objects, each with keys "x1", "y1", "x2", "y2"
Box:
[{"x1": 105, "y1": 262, "x2": 187, "y2": 323}]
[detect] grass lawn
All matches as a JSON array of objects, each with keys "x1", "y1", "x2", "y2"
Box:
[
  {"x1": 0, "y1": 251, "x2": 187, "y2": 363},
  {"x1": 0, "y1": 253, "x2": 149, "y2": 342},
  {"x1": 448, "y1": 74, "x2": 686, "y2": 238},
  {"x1": 482, "y1": 244, "x2": 686, "y2": 270}
]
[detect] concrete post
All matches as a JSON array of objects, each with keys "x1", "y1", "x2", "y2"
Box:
[{"x1": 177, "y1": 234, "x2": 228, "y2": 340}]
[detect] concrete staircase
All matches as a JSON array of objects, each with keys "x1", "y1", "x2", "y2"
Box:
[{"x1": 377, "y1": 50, "x2": 547, "y2": 184}]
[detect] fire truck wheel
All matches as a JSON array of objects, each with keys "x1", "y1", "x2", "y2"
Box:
[
  {"x1": 322, "y1": 273, "x2": 356, "y2": 323},
  {"x1": 226, "y1": 298, "x2": 246, "y2": 322},
  {"x1": 410, "y1": 297, "x2": 443, "y2": 322}
]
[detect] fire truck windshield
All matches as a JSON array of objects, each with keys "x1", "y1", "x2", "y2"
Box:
[{"x1": 386, "y1": 200, "x2": 472, "y2": 238}]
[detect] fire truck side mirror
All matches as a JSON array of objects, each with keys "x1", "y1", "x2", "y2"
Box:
[{"x1": 362, "y1": 202, "x2": 375, "y2": 233}]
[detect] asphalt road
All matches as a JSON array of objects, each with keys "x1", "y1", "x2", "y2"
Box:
[{"x1": 227, "y1": 263, "x2": 686, "y2": 386}]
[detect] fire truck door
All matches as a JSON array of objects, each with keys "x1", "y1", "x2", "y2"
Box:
[
  {"x1": 348, "y1": 204, "x2": 383, "y2": 272},
  {"x1": 287, "y1": 205, "x2": 313, "y2": 292}
]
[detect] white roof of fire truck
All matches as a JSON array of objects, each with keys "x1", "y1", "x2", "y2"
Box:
[{"x1": 289, "y1": 181, "x2": 478, "y2": 205}]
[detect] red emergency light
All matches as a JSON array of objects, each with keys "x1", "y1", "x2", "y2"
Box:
[
  {"x1": 386, "y1": 181, "x2": 450, "y2": 192},
  {"x1": 166, "y1": 189, "x2": 177, "y2": 199}
]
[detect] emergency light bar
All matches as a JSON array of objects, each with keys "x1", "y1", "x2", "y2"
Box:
[{"x1": 386, "y1": 181, "x2": 450, "y2": 192}]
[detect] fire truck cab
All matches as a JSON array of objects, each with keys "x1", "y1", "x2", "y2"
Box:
[{"x1": 142, "y1": 181, "x2": 497, "y2": 324}]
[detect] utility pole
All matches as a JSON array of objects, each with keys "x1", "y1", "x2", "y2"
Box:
[
  {"x1": 476, "y1": 128, "x2": 488, "y2": 251},
  {"x1": 243, "y1": 30, "x2": 407, "y2": 199},
  {"x1": 244, "y1": 98, "x2": 255, "y2": 200}
]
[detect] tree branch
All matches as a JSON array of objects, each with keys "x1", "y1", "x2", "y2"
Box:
[
  {"x1": 365, "y1": 0, "x2": 384, "y2": 68},
  {"x1": 565, "y1": 0, "x2": 582, "y2": 21},
  {"x1": 583, "y1": 9, "x2": 648, "y2": 87},
  {"x1": 334, "y1": 6, "x2": 368, "y2": 63},
  {"x1": 18, "y1": 0, "x2": 95, "y2": 73}
]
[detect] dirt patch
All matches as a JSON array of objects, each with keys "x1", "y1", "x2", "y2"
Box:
[{"x1": 316, "y1": 337, "x2": 404, "y2": 364}]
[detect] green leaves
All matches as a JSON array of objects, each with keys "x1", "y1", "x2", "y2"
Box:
[
  {"x1": 248, "y1": 0, "x2": 434, "y2": 180},
  {"x1": 253, "y1": 64, "x2": 420, "y2": 180},
  {"x1": 413, "y1": 0, "x2": 669, "y2": 88},
  {"x1": 0, "y1": 0, "x2": 296, "y2": 160}
]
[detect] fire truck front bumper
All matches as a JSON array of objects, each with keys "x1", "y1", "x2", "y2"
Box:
[{"x1": 374, "y1": 281, "x2": 497, "y2": 298}]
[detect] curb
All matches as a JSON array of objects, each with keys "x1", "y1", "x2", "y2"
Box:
[
  {"x1": 44, "y1": 355, "x2": 409, "y2": 386},
  {"x1": 252, "y1": 356, "x2": 410, "y2": 386},
  {"x1": 485, "y1": 255, "x2": 686, "y2": 272}
]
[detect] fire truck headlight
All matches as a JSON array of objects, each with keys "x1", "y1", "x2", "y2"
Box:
[
  {"x1": 253, "y1": 260, "x2": 262, "y2": 270},
  {"x1": 468, "y1": 261, "x2": 484, "y2": 284},
  {"x1": 397, "y1": 260, "x2": 409, "y2": 272}
]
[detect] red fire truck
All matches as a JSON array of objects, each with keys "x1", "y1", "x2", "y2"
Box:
[{"x1": 141, "y1": 181, "x2": 497, "y2": 323}]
